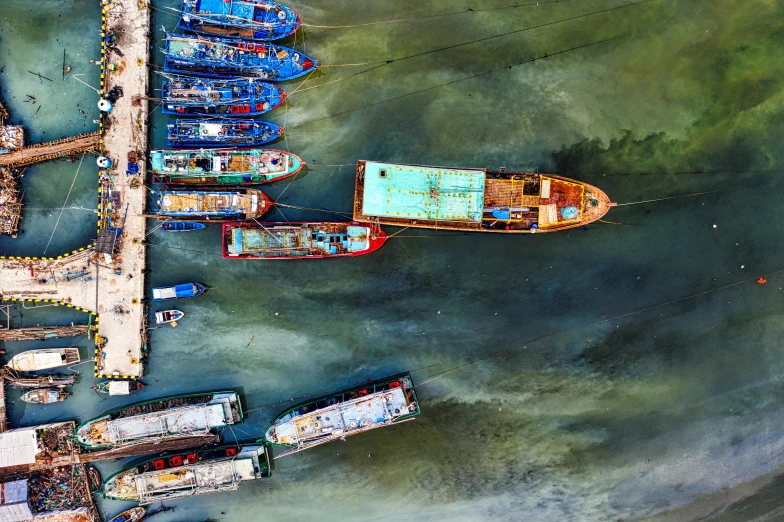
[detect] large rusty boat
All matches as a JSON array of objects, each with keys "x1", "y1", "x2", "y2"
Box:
[{"x1": 353, "y1": 161, "x2": 614, "y2": 233}]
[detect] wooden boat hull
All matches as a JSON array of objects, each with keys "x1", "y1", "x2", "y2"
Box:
[
  {"x1": 7, "y1": 347, "x2": 80, "y2": 372},
  {"x1": 107, "y1": 507, "x2": 146, "y2": 522},
  {"x1": 154, "y1": 189, "x2": 271, "y2": 222},
  {"x1": 163, "y1": 34, "x2": 318, "y2": 81},
  {"x1": 178, "y1": 0, "x2": 301, "y2": 41},
  {"x1": 20, "y1": 388, "x2": 69, "y2": 404},
  {"x1": 93, "y1": 379, "x2": 146, "y2": 395},
  {"x1": 222, "y1": 222, "x2": 388, "y2": 259},
  {"x1": 87, "y1": 465, "x2": 103, "y2": 493},
  {"x1": 353, "y1": 160, "x2": 614, "y2": 234}
]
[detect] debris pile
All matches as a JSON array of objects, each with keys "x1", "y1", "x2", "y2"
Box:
[
  {"x1": 0, "y1": 125, "x2": 24, "y2": 151},
  {"x1": 0, "y1": 166, "x2": 23, "y2": 237},
  {"x1": 28, "y1": 465, "x2": 92, "y2": 513}
]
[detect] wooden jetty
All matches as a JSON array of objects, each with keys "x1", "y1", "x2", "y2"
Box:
[
  {"x1": 0, "y1": 324, "x2": 89, "y2": 342},
  {"x1": 0, "y1": 131, "x2": 100, "y2": 168}
]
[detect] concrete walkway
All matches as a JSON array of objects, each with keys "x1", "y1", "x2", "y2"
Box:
[{"x1": 0, "y1": 0, "x2": 151, "y2": 380}]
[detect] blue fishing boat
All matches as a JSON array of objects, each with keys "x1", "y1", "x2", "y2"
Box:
[
  {"x1": 161, "y1": 221, "x2": 207, "y2": 231},
  {"x1": 167, "y1": 119, "x2": 283, "y2": 147},
  {"x1": 160, "y1": 74, "x2": 285, "y2": 117},
  {"x1": 163, "y1": 34, "x2": 318, "y2": 81},
  {"x1": 179, "y1": 0, "x2": 301, "y2": 41},
  {"x1": 152, "y1": 283, "x2": 207, "y2": 301},
  {"x1": 154, "y1": 188, "x2": 270, "y2": 221}
]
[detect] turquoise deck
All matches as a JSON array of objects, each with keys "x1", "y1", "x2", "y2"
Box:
[{"x1": 362, "y1": 162, "x2": 485, "y2": 222}]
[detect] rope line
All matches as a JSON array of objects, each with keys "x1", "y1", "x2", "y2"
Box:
[
  {"x1": 302, "y1": 0, "x2": 655, "y2": 92},
  {"x1": 43, "y1": 153, "x2": 85, "y2": 256},
  {"x1": 616, "y1": 190, "x2": 722, "y2": 206},
  {"x1": 302, "y1": 0, "x2": 578, "y2": 30},
  {"x1": 413, "y1": 267, "x2": 784, "y2": 387},
  {"x1": 291, "y1": 36, "x2": 618, "y2": 130}
]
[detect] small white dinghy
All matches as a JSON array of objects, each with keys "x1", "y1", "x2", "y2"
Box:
[
  {"x1": 7, "y1": 348, "x2": 80, "y2": 372},
  {"x1": 155, "y1": 309, "x2": 185, "y2": 327}
]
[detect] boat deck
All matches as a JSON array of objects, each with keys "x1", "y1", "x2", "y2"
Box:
[
  {"x1": 159, "y1": 191, "x2": 259, "y2": 215},
  {"x1": 106, "y1": 403, "x2": 229, "y2": 444},
  {"x1": 274, "y1": 388, "x2": 410, "y2": 445},
  {"x1": 353, "y1": 161, "x2": 613, "y2": 233}
]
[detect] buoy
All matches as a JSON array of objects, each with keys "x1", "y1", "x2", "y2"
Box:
[
  {"x1": 757, "y1": 277, "x2": 767, "y2": 284},
  {"x1": 98, "y1": 99, "x2": 112, "y2": 112},
  {"x1": 97, "y1": 156, "x2": 112, "y2": 168}
]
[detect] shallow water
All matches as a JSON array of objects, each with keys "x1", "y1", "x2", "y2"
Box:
[{"x1": 3, "y1": 0, "x2": 784, "y2": 520}]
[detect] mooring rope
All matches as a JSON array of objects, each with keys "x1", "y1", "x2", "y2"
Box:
[
  {"x1": 301, "y1": 0, "x2": 577, "y2": 30},
  {"x1": 290, "y1": 36, "x2": 618, "y2": 129},
  {"x1": 412, "y1": 266, "x2": 784, "y2": 387},
  {"x1": 293, "y1": 0, "x2": 656, "y2": 97},
  {"x1": 43, "y1": 153, "x2": 86, "y2": 256},
  {"x1": 615, "y1": 190, "x2": 723, "y2": 206}
]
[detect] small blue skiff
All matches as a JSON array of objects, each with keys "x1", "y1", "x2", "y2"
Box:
[
  {"x1": 179, "y1": 0, "x2": 301, "y2": 41},
  {"x1": 161, "y1": 221, "x2": 207, "y2": 232},
  {"x1": 152, "y1": 283, "x2": 207, "y2": 301},
  {"x1": 163, "y1": 33, "x2": 318, "y2": 81}
]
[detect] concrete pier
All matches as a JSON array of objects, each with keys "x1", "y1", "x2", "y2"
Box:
[{"x1": 0, "y1": 0, "x2": 151, "y2": 380}]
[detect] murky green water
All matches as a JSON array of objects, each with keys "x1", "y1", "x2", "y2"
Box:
[{"x1": 3, "y1": 0, "x2": 784, "y2": 520}]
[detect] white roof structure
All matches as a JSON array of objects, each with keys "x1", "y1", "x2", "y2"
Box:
[
  {"x1": 0, "y1": 479, "x2": 32, "y2": 522},
  {"x1": 0, "y1": 430, "x2": 38, "y2": 468},
  {"x1": 107, "y1": 381, "x2": 130, "y2": 396}
]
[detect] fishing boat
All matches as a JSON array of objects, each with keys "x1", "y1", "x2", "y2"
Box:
[
  {"x1": 163, "y1": 33, "x2": 318, "y2": 81},
  {"x1": 87, "y1": 465, "x2": 103, "y2": 493},
  {"x1": 6, "y1": 348, "x2": 80, "y2": 372},
  {"x1": 75, "y1": 391, "x2": 243, "y2": 450},
  {"x1": 92, "y1": 380, "x2": 146, "y2": 396},
  {"x1": 152, "y1": 283, "x2": 206, "y2": 301},
  {"x1": 222, "y1": 222, "x2": 388, "y2": 259},
  {"x1": 167, "y1": 119, "x2": 283, "y2": 147},
  {"x1": 20, "y1": 388, "x2": 69, "y2": 404},
  {"x1": 353, "y1": 161, "x2": 615, "y2": 233},
  {"x1": 151, "y1": 148, "x2": 302, "y2": 185},
  {"x1": 154, "y1": 189, "x2": 270, "y2": 221},
  {"x1": 264, "y1": 372, "x2": 420, "y2": 457},
  {"x1": 160, "y1": 74, "x2": 285, "y2": 117},
  {"x1": 155, "y1": 309, "x2": 185, "y2": 325},
  {"x1": 106, "y1": 507, "x2": 146, "y2": 522},
  {"x1": 103, "y1": 444, "x2": 269, "y2": 504},
  {"x1": 179, "y1": 0, "x2": 301, "y2": 41},
  {"x1": 162, "y1": 221, "x2": 207, "y2": 232}
]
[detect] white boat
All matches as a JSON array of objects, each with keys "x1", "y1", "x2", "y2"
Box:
[
  {"x1": 155, "y1": 309, "x2": 185, "y2": 325},
  {"x1": 264, "y1": 373, "x2": 420, "y2": 457},
  {"x1": 103, "y1": 445, "x2": 269, "y2": 505},
  {"x1": 6, "y1": 348, "x2": 80, "y2": 372},
  {"x1": 75, "y1": 391, "x2": 243, "y2": 450}
]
